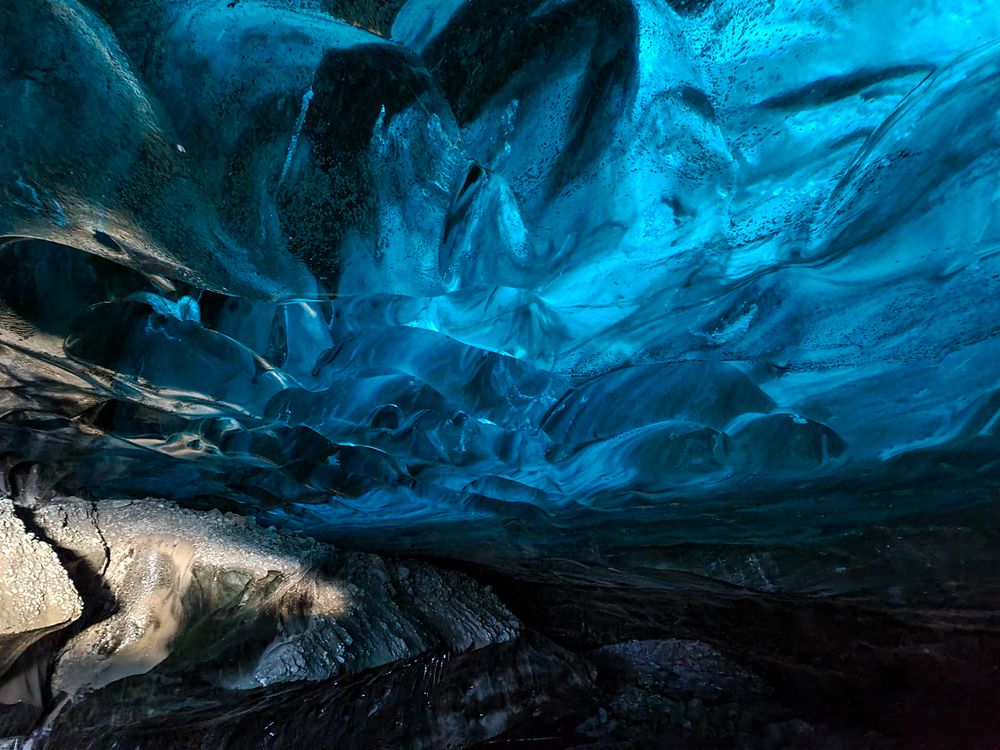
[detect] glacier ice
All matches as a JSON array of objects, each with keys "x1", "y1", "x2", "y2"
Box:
[
  {"x1": 5, "y1": 0, "x2": 1000, "y2": 746},
  {"x1": 2, "y1": 0, "x2": 1000, "y2": 610}
]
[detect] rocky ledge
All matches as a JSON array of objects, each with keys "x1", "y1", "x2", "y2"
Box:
[
  {"x1": 3, "y1": 486, "x2": 998, "y2": 749},
  {"x1": 0, "y1": 489, "x2": 554, "y2": 747}
]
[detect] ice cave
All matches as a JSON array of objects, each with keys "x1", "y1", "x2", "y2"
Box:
[{"x1": 2, "y1": 0, "x2": 1000, "y2": 746}]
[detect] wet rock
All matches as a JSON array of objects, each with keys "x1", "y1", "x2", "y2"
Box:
[
  {"x1": 0, "y1": 494, "x2": 594, "y2": 749},
  {"x1": 590, "y1": 639, "x2": 765, "y2": 702},
  {"x1": 580, "y1": 638, "x2": 774, "y2": 744},
  {"x1": 26, "y1": 497, "x2": 519, "y2": 699},
  {"x1": 0, "y1": 498, "x2": 82, "y2": 681},
  {"x1": 49, "y1": 632, "x2": 594, "y2": 750}
]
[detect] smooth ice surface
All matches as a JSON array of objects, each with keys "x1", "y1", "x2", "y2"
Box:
[{"x1": 2, "y1": 0, "x2": 1000, "y2": 602}]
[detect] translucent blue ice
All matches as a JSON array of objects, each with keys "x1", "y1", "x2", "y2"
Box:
[{"x1": 2, "y1": 0, "x2": 1000, "y2": 598}]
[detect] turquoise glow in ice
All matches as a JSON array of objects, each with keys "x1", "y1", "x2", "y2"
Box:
[{"x1": 2, "y1": 0, "x2": 1000, "y2": 592}]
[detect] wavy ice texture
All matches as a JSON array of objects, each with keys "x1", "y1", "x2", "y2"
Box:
[{"x1": 2, "y1": 0, "x2": 1000, "y2": 602}]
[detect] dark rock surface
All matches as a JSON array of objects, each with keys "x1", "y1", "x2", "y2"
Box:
[
  {"x1": 0, "y1": 493, "x2": 550, "y2": 748},
  {"x1": 3, "y1": 490, "x2": 1000, "y2": 748},
  {"x1": 472, "y1": 560, "x2": 1000, "y2": 749}
]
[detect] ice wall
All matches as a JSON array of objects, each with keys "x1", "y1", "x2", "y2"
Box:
[{"x1": 2, "y1": 0, "x2": 1000, "y2": 601}]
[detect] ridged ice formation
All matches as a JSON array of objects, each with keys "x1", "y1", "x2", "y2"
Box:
[{"x1": 2, "y1": 0, "x2": 1000, "y2": 601}]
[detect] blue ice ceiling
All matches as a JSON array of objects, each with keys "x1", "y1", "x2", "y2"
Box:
[{"x1": 2, "y1": 0, "x2": 1000, "y2": 594}]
